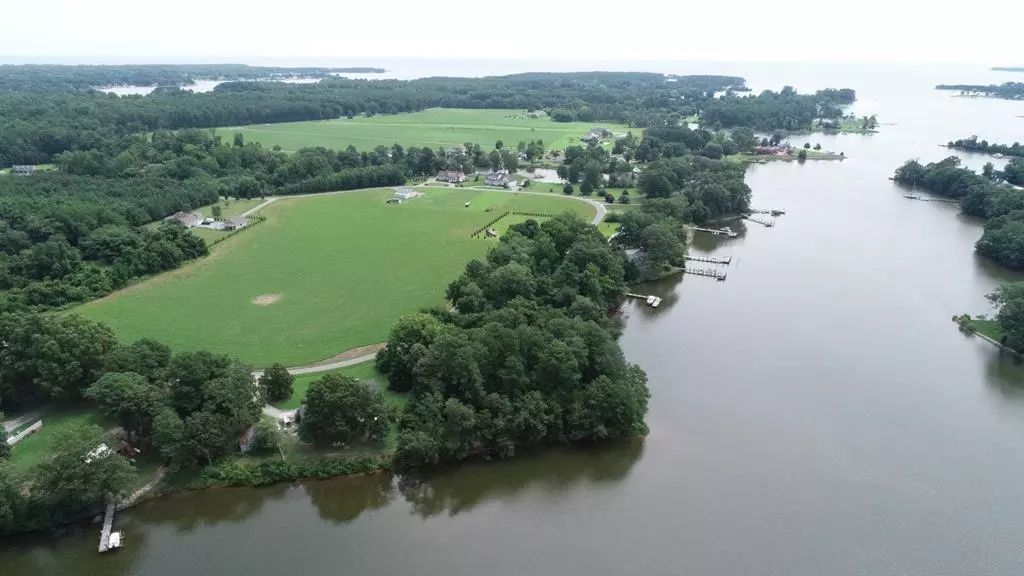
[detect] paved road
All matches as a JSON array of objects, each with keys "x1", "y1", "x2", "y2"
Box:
[{"x1": 257, "y1": 353, "x2": 378, "y2": 419}]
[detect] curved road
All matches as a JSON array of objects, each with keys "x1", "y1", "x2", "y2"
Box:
[{"x1": 244, "y1": 183, "x2": 607, "y2": 417}]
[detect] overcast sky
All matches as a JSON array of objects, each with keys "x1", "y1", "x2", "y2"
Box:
[{"x1": 2, "y1": 0, "x2": 1021, "y2": 63}]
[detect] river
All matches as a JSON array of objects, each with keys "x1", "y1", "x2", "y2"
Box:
[{"x1": 4, "y1": 62, "x2": 1024, "y2": 575}]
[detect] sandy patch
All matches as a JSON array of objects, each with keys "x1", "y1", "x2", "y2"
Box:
[{"x1": 251, "y1": 293, "x2": 282, "y2": 306}]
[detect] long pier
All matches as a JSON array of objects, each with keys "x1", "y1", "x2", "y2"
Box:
[
  {"x1": 686, "y1": 225, "x2": 738, "y2": 238},
  {"x1": 685, "y1": 254, "x2": 731, "y2": 265},
  {"x1": 625, "y1": 293, "x2": 663, "y2": 308},
  {"x1": 903, "y1": 194, "x2": 959, "y2": 204},
  {"x1": 742, "y1": 214, "x2": 775, "y2": 227},
  {"x1": 683, "y1": 268, "x2": 727, "y2": 281},
  {"x1": 749, "y1": 208, "x2": 786, "y2": 216},
  {"x1": 98, "y1": 503, "x2": 116, "y2": 553}
]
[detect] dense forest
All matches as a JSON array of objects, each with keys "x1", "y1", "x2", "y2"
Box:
[
  {"x1": 947, "y1": 136, "x2": 1024, "y2": 158},
  {"x1": 0, "y1": 64, "x2": 381, "y2": 92},
  {"x1": 935, "y1": 82, "x2": 1024, "y2": 100},
  {"x1": 375, "y1": 213, "x2": 649, "y2": 466},
  {"x1": 699, "y1": 87, "x2": 855, "y2": 131},
  {"x1": 893, "y1": 156, "x2": 1024, "y2": 268}
]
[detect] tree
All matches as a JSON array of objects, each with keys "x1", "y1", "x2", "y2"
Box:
[
  {"x1": 803, "y1": 142, "x2": 811, "y2": 149},
  {"x1": 495, "y1": 140, "x2": 503, "y2": 150},
  {"x1": 556, "y1": 165, "x2": 569, "y2": 180},
  {"x1": 0, "y1": 426, "x2": 9, "y2": 460},
  {"x1": 988, "y1": 283, "x2": 1024, "y2": 350},
  {"x1": 0, "y1": 313, "x2": 119, "y2": 406},
  {"x1": 700, "y1": 142, "x2": 724, "y2": 160},
  {"x1": 32, "y1": 424, "x2": 136, "y2": 525},
  {"x1": 797, "y1": 149, "x2": 808, "y2": 161},
  {"x1": 85, "y1": 372, "x2": 162, "y2": 443},
  {"x1": 813, "y1": 143, "x2": 822, "y2": 150},
  {"x1": 250, "y1": 419, "x2": 282, "y2": 453},
  {"x1": 377, "y1": 313, "x2": 445, "y2": 393},
  {"x1": 580, "y1": 180, "x2": 594, "y2": 196},
  {"x1": 232, "y1": 132, "x2": 245, "y2": 147},
  {"x1": 299, "y1": 374, "x2": 388, "y2": 446},
  {"x1": 605, "y1": 193, "x2": 616, "y2": 204},
  {"x1": 103, "y1": 338, "x2": 171, "y2": 383},
  {"x1": 211, "y1": 204, "x2": 222, "y2": 218},
  {"x1": 259, "y1": 363, "x2": 294, "y2": 402},
  {"x1": 563, "y1": 183, "x2": 574, "y2": 195}
]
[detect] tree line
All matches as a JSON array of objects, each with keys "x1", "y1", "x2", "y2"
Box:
[
  {"x1": 935, "y1": 82, "x2": 1024, "y2": 100},
  {"x1": 947, "y1": 136, "x2": 1024, "y2": 159},
  {"x1": 700, "y1": 87, "x2": 854, "y2": 131},
  {"x1": 893, "y1": 156, "x2": 1024, "y2": 269},
  {"x1": 0, "y1": 64, "x2": 378, "y2": 92}
]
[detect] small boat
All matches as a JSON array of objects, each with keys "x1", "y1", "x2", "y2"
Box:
[
  {"x1": 770, "y1": 209, "x2": 785, "y2": 216},
  {"x1": 106, "y1": 531, "x2": 123, "y2": 551},
  {"x1": 903, "y1": 194, "x2": 920, "y2": 199}
]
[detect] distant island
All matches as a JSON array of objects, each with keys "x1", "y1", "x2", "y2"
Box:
[
  {"x1": 945, "y1": 136, "x2": 1024, "y2": 158},
  {"x1": 992, "y1": 67, "x2": 1024, "y2": 72},
  {"x1": 935, "y1": 81, "x2": 1024, "y2": 100}
]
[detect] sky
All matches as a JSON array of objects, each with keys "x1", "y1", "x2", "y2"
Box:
[{"x1": 1, "y1": 0, "x2": 1022, "y2": 64}]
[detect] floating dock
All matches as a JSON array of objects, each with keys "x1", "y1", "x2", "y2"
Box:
[
  {"x1": 684, "y1": 254, "x2": 731, "y2": 265},
  {"x1": 904, "y1": 194, "x2": 959, "y2": 204},
  {"x1": 683, "y1": 268, "x2": 727, "y2": 281}
]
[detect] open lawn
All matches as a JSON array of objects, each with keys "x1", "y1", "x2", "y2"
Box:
[
  {"x1": 77, "y1": 188, "x2": 595, "y2": 367},
  {"x1": 7, "y1": 409, "x2": 112, "y2": 473},
  {"x1": 272, "y1": 361, "x2": 406, "y2": 410},
  {"x1": 218, "y1": 108, "x2": 633, "y2": 153}
]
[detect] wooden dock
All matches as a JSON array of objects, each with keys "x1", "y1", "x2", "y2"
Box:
[
  {"x1": 683, "y1": 268, "x2": 727, "y2": 281},
  {"x1": 98, "y1": 503, "x2": 116, "y2": 553},
  {"x1": 749, "y1": 208, "x2": 786, "y2": 216},
  {"x1": 685, "y1": 254, "x2": 731, "y2": 265}
]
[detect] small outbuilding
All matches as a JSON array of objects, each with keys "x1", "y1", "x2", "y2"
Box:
[
  {"x1": 390, "y1": 187, "x2": 420, "y2": 204},
  {"x1": 11, "y1": 165, "x2": 36, "y2": 176}
]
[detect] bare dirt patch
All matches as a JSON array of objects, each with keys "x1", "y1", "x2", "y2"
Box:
[
  {"x1": 308, "y1": 343, "x2": 387, "y2": 367},
  {"x1": 251, "y1": 293, "x2": 282, "y2": 306}
]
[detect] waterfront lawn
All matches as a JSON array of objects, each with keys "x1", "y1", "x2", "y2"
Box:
[
  {"x1": 963, "y1": 316, "x2": 1005, "y2": 342},
  {"x1": 76, "y1": 188, "x2": 594, "y2": 367},
  {"x1": 7, "y1": 409, "x2": 112, "y2": 473},
  {"x1": 217, "y1": 108, "x2": 633, "y2": 153}
]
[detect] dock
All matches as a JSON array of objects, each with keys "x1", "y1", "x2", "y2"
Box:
[
  {"x1": 904, "y1": 194, "x2": 959, "y2": 204},
  {"x1": 749, "y1": 208, "x2": 786, "y2": 216},
  {"x1": 625, "y1": 293, "x2": 663, "y2": 308},
  {"x1": 98, "y1": 503, "x2": 117, "y2": 553},
  {"x1": 686, "y1": 225, "x2": 738, "y2": 238},
  {"x1": 684, "y1": 254, "x2": 731, "y2": 265},
  {"x1": 683, "y1": 268, "x2": 727, "y2": 281},
  {"x1": 742, "y1": 214, "x2": 775, "y2": 227}
]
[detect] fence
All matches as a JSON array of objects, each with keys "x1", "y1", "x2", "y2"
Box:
[
  {"x1": 207, "y1": 215, "x2": 268, "y2": 247},
  {"x1": 470, "y1": 211, "x2": 511, "y2": 238}
]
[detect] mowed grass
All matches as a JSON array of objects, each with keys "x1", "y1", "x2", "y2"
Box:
[
  {"x1": 218, "y1": 108, "x2": 633, "y2": 153},
  {"x1": 272, "y1": 361, "x2": 406, "y2": 410},
  {"x1": 77, "y1": 188, "x2": 595, "y2": 367}
]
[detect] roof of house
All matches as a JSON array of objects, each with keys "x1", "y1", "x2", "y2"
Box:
[{"x1": 228, "y1": 216, "x2": 249, "y2": 226}]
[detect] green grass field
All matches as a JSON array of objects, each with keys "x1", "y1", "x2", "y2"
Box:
[
  {"x1": 218, "y1": 109, "x2": 633, "y2": 153},
  {"x1": 77, "y1": 188, "x2": 595, "y2": 367},
  {"x1": 7, "y1": 409, "x2": 112, "y2": 473},
  {"x1": 272, "y1": 361, "x2": 406, "y2": 410}
]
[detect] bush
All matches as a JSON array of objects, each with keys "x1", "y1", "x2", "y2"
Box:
[
  {"x1": 563, "y1": 183, "x2": 574, "y2": 195},
  {"x1": 797, "y1": 149, "x2": 808, "y2": 161},
  {"x1": 605, "y1": 193, "x2": 615, "y2": 204}
]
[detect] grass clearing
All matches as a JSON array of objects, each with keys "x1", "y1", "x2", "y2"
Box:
[
  {"x1": 217, "y1": 108, "x2": 634, "y2": 153},
  {"x1": 77, "y1": 188, "x2": 595, "y2": 367},
  {"x1": 272, "y1": 361, "x2": 405, "y2": 410},
  {"x1": 6, "y1": 408, "x2": 112, "y2": 473}
]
